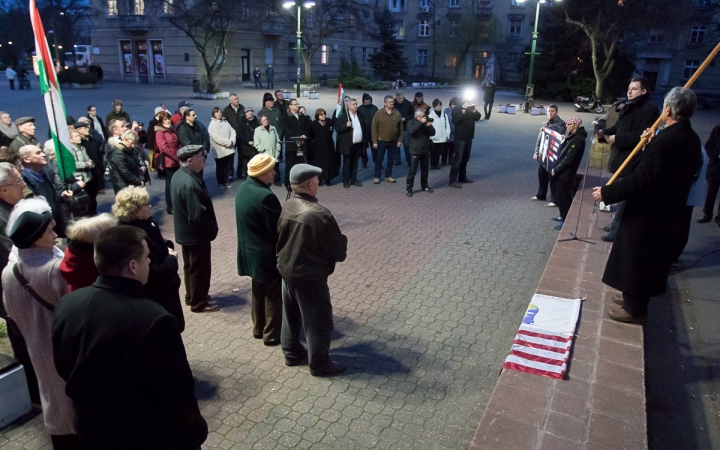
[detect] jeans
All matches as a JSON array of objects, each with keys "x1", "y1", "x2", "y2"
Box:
[
  {"x1": 374, "y1": 141, "x2": 399, "y2": 179},
  {"x1": 703, "y1": 180, "x2": 720, "y2": 218},
  {"x1": 164, "y1": 167, "x2": 178, "y2": 213},
  {"x1": 395, "y1": 130, "x2": 410, "y2": 165},
  {"x1": 342, "y1": 143, "x2": 363, "y2": 184},
  {"x1": 407, "y1": 154, "x2": 429, "y2": 190},
  {"x1": 536, "y1": 164, "x2": 557, "y2": 202},
  {"x1": 444, "y1": 142, "x2": 455, "y2": 166},
  {"x1": 281, "y1": 280, "x2": 334, "y2": 371},
  {"x1": 449, "y1": 139, "x2": 472, "y2": 182},
  {"x1": 252, "y1": 278, "x2": 282, "y2": 345},
  {"x1": 182, "y1": 241, "x2": 212, "y2": 310},
  {"x1": 484, "y1": 101, "x2": 494, "y2": 119},
  {"x1": 254, "y1": 78, "x2": 262, "y2": 89}
]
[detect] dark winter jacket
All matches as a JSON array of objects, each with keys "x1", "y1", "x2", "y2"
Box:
[
  {"x1": 280, "y1": 113, "x2": 311, "y2": 155},
  {"x1": 238, "y1": 116, "x2": 259, "y2": 157},
  {"x1": 235, "y1": 177, "x2": 282, "y2": 284},
  {"x1": 393, "y1": 98, "x2": 415, "y2": 124},
  {"x1": 483, "y1": 84, "x2": 496, "y2": 103},
  {"x1": 223, "y1": 104, "x2": 246, "y2": 141},
  {"x1": 171, "y1": 166, "x2": 218, "y2": 246},
  {"x1": 9, "y1": 133, "x2": 40, "y2": 152},
  {"x1": 109, "y1": 144, "x2": 143, "y2": 192},
  {"x1": 52, "y1": 276, "x2": 207, "y2": 449},
  {"x1": 258, "y1": 107, "x2": 282, "y2": 135},
  {"x1": 335, "y1": 112, "x2": 368, "y2": 156},
  {"x1": 451, "y1": 105, "x2": 482, "y2": 141},
  {"x1": 81, "y1": 135, "x2": 104, "y2": 189},
  {"x1": 277, "y1": 193, "x2": 347, "y2": 286},
  {"x1": 176, "y1": 120, "x2": 210, "y2": 152},
  {"x1": 406, "y1": 118, "x2": 436, "y2": 155},
  {"x1": 705, "y1": 125, "x2": 720, "y2": 182},
  {"x1": 603, "y1": 94, "x2": 660, "y2": 173},
  {"x1": 105, "y1": 110, "x2": 131, "y2": 128},
  {"x1": 21, "y1": 167, "x2": 66, "y2": 237},
  {"x1": 307, "y1": 120, "x2": 339, "y2": 181},
  {"x1": 553, "y1": 127, "x2": 588, "y2": 181},
  {"x1": 601, "y1": 120, "x2": 701, "y2": 298},
  {"x1": 358, "y1": 103, "x2": 378, "y2": 141}
]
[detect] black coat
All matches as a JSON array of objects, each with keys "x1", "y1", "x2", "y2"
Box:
[
  {"x1": 452, "y1": 106, "x2": 482, "y2": 141},
  {"x1": 52, "y1": 276, "x2": 207, "y2": 449},
  {"x1": 109, "y1": 144, "x2": 143, "y2": 192},
  {"x1": 81, "y1": 135, "x2": 104, "y2": 189},
  {"x1": 553, "y1": 127, "x2": 588, "y2": 181},
  {"x1": 171, "y1": 166, "x2": 218, "y2": 246},
  {"x1": 238, "y1": 116, "x2": 259, "y2": 157},
  {"x1": 601, "y1": 120, "x2": 702, "y2": 297},
  {"x1": 86, "y1": 114, "x2": 108, "y2": 139},
  {"x1": 393, "y1": 98, "x2": 415, "y2": 124},
  {"x1": 274, "y1": 99, "x2": 288, "y2": 117},
  {"x1": 307, "y1": 120, "x2": 339, "y2": 181},
  {"x1": 603, "y1": 94, "x2": 660, "y2": 173},
  {"x1": 176, "y1": 120, "x2": 211, "y2": 152},
  {"x1": 280, "y1": 113, "x2": 310, "y2": 155},
  {"x1": 121, "y1": 218, "x2": 184, "y2": 332},
  {"x1": 21, "y1": 167, "x2": 66, "y2": 237},
  {"x1": 406, "y1": 118, "x2": 436, "y2": 155},
  {"x1": 223, "y1": 104, "x2": 246, "y2": 141},
  {"x1": 705, "y1": 125, "x2": 720, "y2": 182},
  {"x1": 335, "y1": 112, "x2": 368, "y2": 156}
]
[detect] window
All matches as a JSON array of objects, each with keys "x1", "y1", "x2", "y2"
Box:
[
  {"x1": 689, "y1": 26, "x2": 706, "y2": 44},
  {"x1": 362, "y1": 47, "x2": 367, "y2": 63},
  {"x1": 107, "y1": 0, "x2": 118, "y2": 16},
  {"x1": 306, "y1": 10, "x2": 314, "y2": 27},
  {"x1": 449, "y1": 0, "x2": 460, "y2": 7},
  {"x1": 511, "y1": 0, "x2": 523, "y2": 5},
  {"x1": 241, "y1": 3, "x2": 250, "y2": 18},
  {"x1": 684, "y1": 60, "x2": 700, "y2": 79},
  {"x1": 508, "y1": 19, "x2": 523, "y2": 38},
  {"x1": 419, "y1": 20, "x2": 430, "y2": 36},
  {"x1": 445, "y1": 55, "x2": 457, "y2": 67},
  {"x1": 648, "y1": 30, "x2": 664, "y2": 44},
  {"x1": 478, "y1": 0, "x2": 492, "y2": 7},
  {"x1": 389, "y1": 0, "x2": 405, "y2": 12},
  {"x1": 162, "y1": 0, "x2": 173, "y2": 15},
  {"x1": 417, "y1": 49, "x2": 428, "y2": 66},
  {"x1": 265, "y1": 42, "x2": 273, "y2": 64},
  {"x1": 419, "y1": 0, "x2": 429, "y2": 11},
  {"x1": 134, "y1": 0, "x2": 144, "y2": 15},
  {"x1": 321, "y1": 45, "x2": 329, "y2": 64},
  {"x1": 449, "y1": 20, "x2": 457, "y2": 37}
]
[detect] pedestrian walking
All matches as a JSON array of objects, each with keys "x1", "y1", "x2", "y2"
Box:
[
  {"x1": 483, "y1": 82, "x2": 496, "y2": 120},
  {"x1": 5, "y1": 66, "x2": 17, "y2": 90}
]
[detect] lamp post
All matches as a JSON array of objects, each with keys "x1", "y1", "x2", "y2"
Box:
[
  {"x1": 283, "y1": 0, "x2": 315, "y2": 98},
  {"x1": 517, "y1": 0, "x2": 561, "y2": 112}
]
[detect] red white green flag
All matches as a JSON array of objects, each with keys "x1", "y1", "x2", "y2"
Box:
[
  {"x1": 29, "y1": 0, "x2": 76, "y2": 180},
  {"x1": 335, "y1": 83, "x2": 344, "y2": 119}
]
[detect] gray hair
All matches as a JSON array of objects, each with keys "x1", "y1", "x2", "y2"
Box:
[
  {"x1": 121, "y1": 130, "x2": 137, "y2": 141},
  {"x1": 384, "y1": 95, "x2": 393, "y2": 103},
  {"x1": 0, "y1": 162, "x2": 16, "y2": 184},
  {"x1": 290, "y1": 179, "x2": 312, "y2": 194},
  {"x1": 414, "y1": 109, "x2": 426, "y2": 117},
  {"x1": 663, "y1": 87, "x2": 697, "y2": 121},
  {"x1": 43, "y1": 139, "x2": 55, "y2": 156},
  {"x1": 229, "y1": 93, "x2": 238, "y2": 99}
]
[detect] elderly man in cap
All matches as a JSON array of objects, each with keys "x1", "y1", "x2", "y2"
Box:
[
  {"x1": 9, "y1": 117, "x2": 40, "y2": 152},
  {"x1": 171, "y1": 145, "x2": 219, "y2": 313},
  {"x1": 235, "y1": 154, "x2": 282, "y2": 345},
  {"x1": 105, "y1": 99, "x2": 131, "y2": 128},
  {"x1": 277, "y1": 163, "x2": 348, "y2": 376}
]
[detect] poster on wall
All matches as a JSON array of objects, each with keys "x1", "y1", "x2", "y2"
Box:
[
  {"x1": 137, "y1": 41, "x2": 148, "y2": 75},
  {"x1": 150, "y1": 40, "x2": 165, "y2": 75},
  {"x1": 120, "y1": 40, "x2": 133, "y2": 74}
]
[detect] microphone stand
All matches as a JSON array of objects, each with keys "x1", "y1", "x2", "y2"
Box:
[{"x1": 558, "y1": 135, "x2": 596, "y2": 245}]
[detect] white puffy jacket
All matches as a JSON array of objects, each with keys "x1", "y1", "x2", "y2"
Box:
[{"x1": 428, "y1": 109, "x2": 450, "y2": 144}]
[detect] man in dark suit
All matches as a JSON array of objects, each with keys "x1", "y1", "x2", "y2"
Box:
[
  {"x1": 222, "y1": 93, "x2": 245, "y2": 179},
  {"x1": 335, "y1": 98, "x2": 367, "y2": 188},
  {"x1": 280, "y1": 99, "x2": 310, "y2": 189},
  {"x1": 86, "y1": 105, "x2": 108, "y2": 141},
  {"x1": 52, "y1": 226, "x2": 208, "y2": 449}
]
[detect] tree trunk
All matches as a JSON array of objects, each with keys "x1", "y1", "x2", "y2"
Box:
[{"x1": 302, "y1": 52, "x2": 312, "y2": 81}]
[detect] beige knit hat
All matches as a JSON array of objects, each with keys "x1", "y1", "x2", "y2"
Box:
[{"x1": 247, "y1": 153, "x2": 276, "y2": 177}]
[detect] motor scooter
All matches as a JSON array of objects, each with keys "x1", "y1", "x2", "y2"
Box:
[{"x1": 574, "y1": 94, "x2": 604, "y2": 113}]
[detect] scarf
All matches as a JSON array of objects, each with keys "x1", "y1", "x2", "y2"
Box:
[
  {"x1": 0, "y1": 121, "x2": 19, "y2": 140},
  {"x1": 264, "y1": 125, "x2": 270, "y2": 132}
]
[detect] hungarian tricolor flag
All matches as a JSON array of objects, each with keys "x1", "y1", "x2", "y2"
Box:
[
  {"x1": 30, "y1": 0, "x2": 76, "y2": 180},
  {"x1": 335, "y1": 83, "x2": 344, "y2": 119}
]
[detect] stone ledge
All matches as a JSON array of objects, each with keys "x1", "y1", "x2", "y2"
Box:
[{"x1": 469, "y1": 168, "x2": 647, "y2": 450}]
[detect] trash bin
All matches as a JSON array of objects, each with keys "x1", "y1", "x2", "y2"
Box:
[{"x1": 192, "y1": 79, "x2": 200, "y2": 93}]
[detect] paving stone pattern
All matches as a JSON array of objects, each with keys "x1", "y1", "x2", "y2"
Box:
[{"x1": 0, "y1": 83, "x2": 588, "y2": 449}]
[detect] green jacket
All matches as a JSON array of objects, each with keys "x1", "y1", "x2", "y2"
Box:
[
  {"x1": 171, "y1": 167, "x2": 218, "y2": 245},
  {"x1": 235, "y1": 177, "x2": 282, "y2": 283}
]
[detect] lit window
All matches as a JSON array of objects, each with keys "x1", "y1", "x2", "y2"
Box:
[
  {"x1": 107, "y1": 0, "x2": 118, "y2": 16},
  {"x1": 417, "y1": 49, "x2": 428, "y2": 66},
  {"x1": 419, "y1": 20, "x2": 430, "y2": 36},
  {"x1": 511, "y1": 0, "x2": 523, "y2": 5},
  {"x1": 134, "y1": 0, "x2": 144, "y2": 15},
  {"x1": 445, "y1": 55, "x2": 457, "y2": 67},
  {"x1": 689, "y1": 26, "x2": 706, "y2": 44},
  {"x1": 321, "y1": 45, "x2": 328, "y2": 64},
  {"x1": 684, "y1": 60, "x2": 700, "y2": 79}
]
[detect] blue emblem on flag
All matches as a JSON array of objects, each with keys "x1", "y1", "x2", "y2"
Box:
[{"x1": 523, "y1": 304, "x2": 539, "y2": 324}]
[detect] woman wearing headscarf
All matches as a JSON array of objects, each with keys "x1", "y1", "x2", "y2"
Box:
[
  {"x1": 60, "y1": 214, "x2": 117, "y2": 291},
  {"x1": 208, "y1": 106, "x2": 236, "y2": 189},
  {"x1": 112, "y1": 186, "x2": 185, "y2": 331},
  {"x1": 306, "y1": 108, "x2": 337, "y2": 186},
  {"x1": 1, "y1": 198, "x2": 81, "y2": 449}
]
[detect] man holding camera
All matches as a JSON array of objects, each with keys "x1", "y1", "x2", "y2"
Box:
[
  {"x1": 449, "y1": 100, "x2": 482, "y2": 188},
  {"x1": 406, "y1": 109, "x2": 435, "y2": 197}
]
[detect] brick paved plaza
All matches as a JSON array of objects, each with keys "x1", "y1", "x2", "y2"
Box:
[{"x1": 1, "y1": 81, "x2": 717, "y2": 449}]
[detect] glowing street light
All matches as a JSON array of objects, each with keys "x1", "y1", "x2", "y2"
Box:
[{"x1": 283, "y1": 0, "x2": 315, "y2": 97}]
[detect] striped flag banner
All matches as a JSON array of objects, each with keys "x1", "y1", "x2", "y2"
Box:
[
  {"x1": 538, "y1": 127, "x2": 564, "y2": 172},
  {"x1": 29, "y1": 0, "x2": 76, "y2": 180},
  {"x1": 502, "y1": 294, "x2": 581, "y2": 379},
  {"x1": 335, "y1": 83, "x2": 344, "y2": 119}
]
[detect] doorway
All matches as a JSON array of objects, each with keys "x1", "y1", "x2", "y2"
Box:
[
  {"x1": 241, "y1": 50, "x2": 250, "y2": 81},
  {"x1": 473, "y1": 64, "x2": 486, "y2": 79}
]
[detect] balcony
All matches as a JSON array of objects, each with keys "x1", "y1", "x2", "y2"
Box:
[{"x1": 118, "y1": 15, "x2": 150, "y2": 31}]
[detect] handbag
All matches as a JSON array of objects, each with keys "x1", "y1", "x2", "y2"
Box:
[
  {"x1": 12, "y1": 265, "x2": 55, "y2": 312},
  {"x1": 70, "y1": 188, "x2": 91, "y2": 211}
]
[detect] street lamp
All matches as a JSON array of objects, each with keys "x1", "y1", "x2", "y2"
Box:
[
  {"x1": 283, "y1": 0, "x2": 315, "y2": 98},
  {"x1": 517, "y1": 0, "x2": 561, "y2": 112}
]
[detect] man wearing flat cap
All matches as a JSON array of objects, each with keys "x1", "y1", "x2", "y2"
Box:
[
  {"x1": 9, "y1": 117, "x2": 40, "y2": 152},
  {"x1": 171, "y1": 145, "x2": 219, "y2": 313},
  {"x1": 235, "y1": 154, "x2": 282, "y2": 345},
  {"x1": 277, "y1": 163, "x2": 348, "y2": 377}
]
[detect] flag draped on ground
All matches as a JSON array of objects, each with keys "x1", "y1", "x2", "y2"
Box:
[
  {"x1": 335, "y1": 84, "x2": 344, "y2": 119},
  {"x1": 502, "y1": 294, "x2": 581, "y2": 379},
  {"x1": 29, "y1": 0, "x2": 76, "y2": 180}
]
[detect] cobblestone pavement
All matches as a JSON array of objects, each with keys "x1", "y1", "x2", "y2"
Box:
[{"x1": 2, "y1": 81, "x2": 715, "y2": 449}]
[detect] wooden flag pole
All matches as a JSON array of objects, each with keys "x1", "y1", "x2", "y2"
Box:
[{"x1": 606, "y1": 40, "x2": 720, "y2": 185}]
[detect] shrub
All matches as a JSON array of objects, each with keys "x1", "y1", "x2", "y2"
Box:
[{"x1": 57, "y1": 68, "x2": 98, "y2": 85}]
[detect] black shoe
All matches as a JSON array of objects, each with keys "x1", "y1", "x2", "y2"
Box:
[
  {"x1": 603, "y1": 225, "x2": 611, "y2": 232},
  {"x1": 264, "y1": 341, "x2": 281, "y2": 347},
  {"x1": 285, "y1": 352, "x2": 309, "y2": 366},
  {"x1": 458, "y1": 178, "x2": 474, "y2": 183},
  {"x1": 406, "y1": 190, "x2": 413, "y2": 197},
  {"x1": 274, "y1": 181, "x2": 283, "y2": 186},
  {"x1": 343, "y1": 183, "x2": 350, "y2": 188},
  {"x1": 319, "y1": 180, "x2": 325, "y2": 186},
  {"x1": 449, "y1": 182, "x2": 463, "y2": 189},
  {"x1": 697, "y1": 215, "x2": 712, "y2": 223},
  {"x1": 601, "y1": 235, "x2": 614, "y2": 242},
  {"x1": 310, "y1": 362, "x2": 347, "y2": 377},
  {"x1": 253, "y1": 334, "x2": 263, "y2": 339},
  {"x1": 326, "y1": 181, "x2": 332, "y2": 186},
  {"x1": 166, "y1": 209, "x2": 173, "y2": 215},
  {"x1": 353, "y1": 181, "x2": 363, "y2": 187},
  {"x1": 191, "y1": 304, "x2": 220, "y2": 313},
  {"x1": 422, "y1": 187, "x2": 434, "y2": 193}
]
